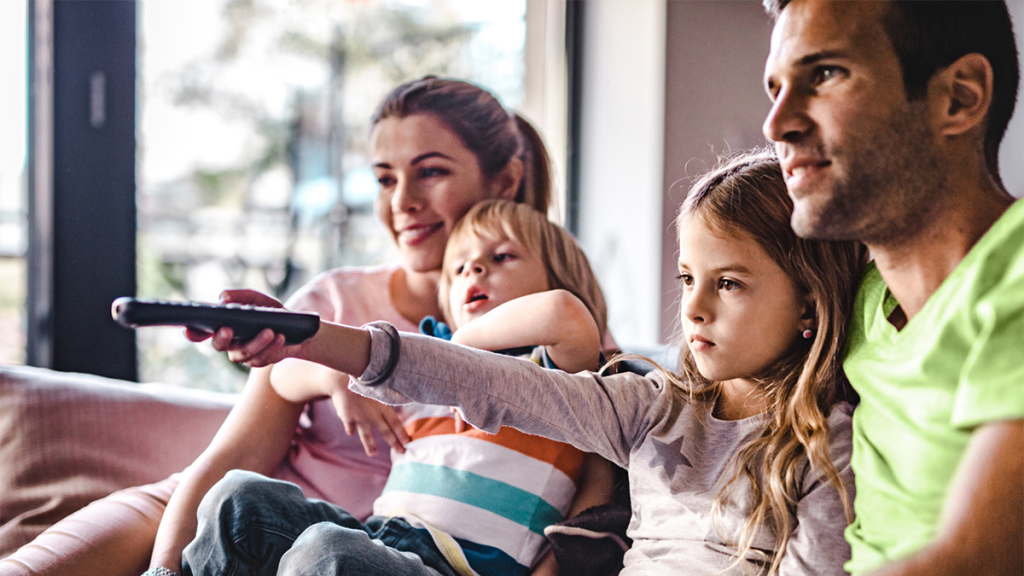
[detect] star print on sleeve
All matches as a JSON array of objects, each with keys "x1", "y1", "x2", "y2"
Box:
[{"x1": 649, "y1": 434, "x2": 693, "y2": 479}]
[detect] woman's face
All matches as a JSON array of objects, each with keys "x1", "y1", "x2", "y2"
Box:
[{"x1": 371, "y1": 114, "x2": 514, "y2": 273}]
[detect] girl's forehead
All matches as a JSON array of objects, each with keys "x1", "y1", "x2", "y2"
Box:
[{"x1": 677, "y1": 215, "x2": 772, "y2": 270}]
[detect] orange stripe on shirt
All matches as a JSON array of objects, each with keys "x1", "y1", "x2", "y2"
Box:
[{"x1": 405, "y1": 416, "x2": 586, "y2": 484}]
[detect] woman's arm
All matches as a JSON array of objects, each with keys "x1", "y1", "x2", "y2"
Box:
[
  {"x1": 148, "y1": 366, "x2": 304, "y2": 574},
  {"x1": 451, "y1": 290, "x2": 601, "y2": 374}
]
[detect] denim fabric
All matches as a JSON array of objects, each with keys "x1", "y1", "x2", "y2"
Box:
[{"x1": 182, "y1": 470, "x2": 460, "y2": 576}]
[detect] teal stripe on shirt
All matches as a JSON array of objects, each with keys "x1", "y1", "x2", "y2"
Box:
[{"x1": 382, "y1": 461, "x2": 564, "y2": 535}]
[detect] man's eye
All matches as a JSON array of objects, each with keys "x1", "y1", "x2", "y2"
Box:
[{"x1": 813, "y1": 66, "x2": 843, "y2": 85}]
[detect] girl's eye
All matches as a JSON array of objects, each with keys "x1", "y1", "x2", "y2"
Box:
[
  {"x1": 493, "y1": 252, "x2": 512, "y2": 263},
  {"x1": 719, "y1": 279, "x2": 739, "y2": 291},
  {"x1": 677, "y1": 273, "x2": 693, "y2": 286},
  {"x1": 454, "y1": 264, "x2": 465, "y2": 275}
]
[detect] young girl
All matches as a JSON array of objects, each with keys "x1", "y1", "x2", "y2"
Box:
[
  {"x1": 197, "y1": 150, "x2": 865, "y2": 575},
  {"x1": 181, "y1": 200, "x2": 615, "y2": 576}
]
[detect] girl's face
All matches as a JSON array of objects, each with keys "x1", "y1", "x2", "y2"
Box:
[
  {"x1": 371, "y1": 114, "x2": 515, "y2": 273},
  {"x1": 446, "y1": 231, "x2": 550, "y2": 329},
  {"x1": 677, "y1": 214, "x2": 809, "y2": 384}
]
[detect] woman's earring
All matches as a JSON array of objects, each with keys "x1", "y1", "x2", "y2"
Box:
[{"x1": 802, "y1": 329, "x2": 813, "y2": 339}]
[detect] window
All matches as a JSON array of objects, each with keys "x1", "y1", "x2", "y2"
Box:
[
  {"x1": 138, "y1": 0, "x2": 528, "y2": 391},
  {"x1": 0, "y1": 1, "x2": 28, "y2": 366}
]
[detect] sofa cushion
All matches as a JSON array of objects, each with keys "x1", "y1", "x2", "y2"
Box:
[{"x1": 0, "y1": 365, "x2": 235, "y2": 557}]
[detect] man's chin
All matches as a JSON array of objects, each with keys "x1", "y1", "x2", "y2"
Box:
[{"x1": 790, "y1": 207, "x2": 841, "y2": 241}]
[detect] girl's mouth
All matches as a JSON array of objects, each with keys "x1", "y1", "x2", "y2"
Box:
[{"x1": 689, "y1": 335, "x2": 715, "y2": 352}]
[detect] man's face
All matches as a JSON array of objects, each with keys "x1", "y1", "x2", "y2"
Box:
[{"x1": 762, "y1": 0, "x2": 944, "y2": 243}]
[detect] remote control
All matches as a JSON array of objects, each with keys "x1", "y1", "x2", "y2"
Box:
[{"x1": 111, "y1": 297, "x2": 320, "y2": 344}]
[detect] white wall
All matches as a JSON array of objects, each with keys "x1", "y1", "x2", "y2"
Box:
[
  {"x1": 576, "y1": 0, "x2": 666, "y2": 349},
  {"x1": 1001, "y1": 0, "x2": 1024, "y2": 198},
  {"x1": 576, "y1": 0, "x2": 1024, "y2": 347},
  {"x1": 659, "y1": 1, "x2": 774, "y2": 341}
]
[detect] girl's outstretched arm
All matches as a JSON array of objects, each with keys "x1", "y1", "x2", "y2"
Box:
[
  {"x1": 451, "y1": 289, "x2": 601, "y2": 373},
  {"x1": 352, "y1": 324, "x2": 664, "y2": 468},
  {"x1": 187, "y1": 289, "x2": 374, "y2": 375}
]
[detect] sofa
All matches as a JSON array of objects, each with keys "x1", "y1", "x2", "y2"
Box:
[{"x1": 0, "y1": 364, "x2": 236, "y2": 575}]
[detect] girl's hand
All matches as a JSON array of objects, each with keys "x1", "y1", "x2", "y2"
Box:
[
  {"x1": 183, "y1": 289, "x2": 300, "y2": 367},
  {"x1": 330, "y1": 387, "x2": 409, "y2": 455}
]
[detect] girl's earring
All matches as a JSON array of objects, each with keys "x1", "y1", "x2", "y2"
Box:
[{"x1": 802, "y1": 329, "x2": 813, "y2": 339}]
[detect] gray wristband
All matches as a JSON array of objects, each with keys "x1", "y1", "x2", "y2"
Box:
[
  {"x1": 141, "y1": 568, "x2": 180, "y2": 576},
  {"x1": 357, "y1": 321, "x2": 401, "y2": 386}
]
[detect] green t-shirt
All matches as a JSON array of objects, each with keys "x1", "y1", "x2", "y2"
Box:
[{"x1": 842, "y1": 199, "x2": 1024, "y2": 575}]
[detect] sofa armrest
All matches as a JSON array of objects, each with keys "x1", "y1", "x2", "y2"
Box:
[{"x1": 0, "y1": 365, "x2": 235, "y2": 557}]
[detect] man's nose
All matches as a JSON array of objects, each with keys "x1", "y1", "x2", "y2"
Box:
[{"x1": 763, "y1": 86, "x2": 812, "y2": 144}]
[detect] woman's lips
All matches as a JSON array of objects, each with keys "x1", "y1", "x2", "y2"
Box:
[{"x1": 398, "y1": 222, "x2": 443, "y2": 246}]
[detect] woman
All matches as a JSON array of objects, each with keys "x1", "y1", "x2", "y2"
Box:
[{"x1": 3, "y1": 77, "x2": 557, "y2": 576}]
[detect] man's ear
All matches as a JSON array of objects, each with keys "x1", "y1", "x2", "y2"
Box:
[
  {"x1": 932, "y1": 53, "x2": 994, "y2": 138},
  {"x1": 491, "y1": 157, "x2": 524, "y2": 201}
]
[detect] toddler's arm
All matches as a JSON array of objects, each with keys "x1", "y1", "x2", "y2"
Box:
[{"x1": 451, "y1": 289, "x2": 601, "y2": 373}]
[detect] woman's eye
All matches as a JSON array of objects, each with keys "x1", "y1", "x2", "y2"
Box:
[
  {"x1": 719, "y1": 279, "x2": 739, "y2": 291},
  {"x1": 376, "y1": 175, "x2": 396, "y2": 187},
  {"x1": 420, "y1": 167, "x2": 448, "y2": 178}
]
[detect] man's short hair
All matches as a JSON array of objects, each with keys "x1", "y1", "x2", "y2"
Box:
[{"x1": 763, "y1": 0, "x2": 1020, "y2": 175}]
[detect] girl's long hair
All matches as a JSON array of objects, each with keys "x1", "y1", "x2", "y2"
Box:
[{"x1": 617, "y1": 149, "x2": 864, "y2": 574}]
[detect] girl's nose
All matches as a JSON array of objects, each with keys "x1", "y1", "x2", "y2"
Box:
[{"x1": 682, "y1": 289, "x2": 710, "y2": 325}]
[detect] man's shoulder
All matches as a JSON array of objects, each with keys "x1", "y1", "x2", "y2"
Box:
[{"x1": 847, "y1": 263, "x2": 888, "y2": 341}]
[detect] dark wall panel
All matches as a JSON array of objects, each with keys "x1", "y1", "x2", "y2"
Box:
[{"x1": 30, "y1": 0, "x2": 137, "y2": 380}]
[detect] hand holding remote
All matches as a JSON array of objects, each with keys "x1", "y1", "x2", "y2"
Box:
[{"x1": 111, "y1": 294, "x2": 320, "y2": 345}]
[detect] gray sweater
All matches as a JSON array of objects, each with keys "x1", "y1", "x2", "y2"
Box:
[{"x1": 350, "y1": 323, "x2": 855, "y2": 576}]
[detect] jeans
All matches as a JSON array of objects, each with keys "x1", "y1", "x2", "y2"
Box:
[{"x1": 181, "y1": 470, "x2": 460, "y2": 576}]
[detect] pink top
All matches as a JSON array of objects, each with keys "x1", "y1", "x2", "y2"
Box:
[{"x1": 271, "y1": 264, "x2": 418, "y2": 520}]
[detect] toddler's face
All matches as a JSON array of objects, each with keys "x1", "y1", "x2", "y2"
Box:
[
  {"x1": 677, "y1": 215, "x2": 808, "y2": 384},
  {"x1": 446, "y1": 232, "x2": 550, "y2": 329}
]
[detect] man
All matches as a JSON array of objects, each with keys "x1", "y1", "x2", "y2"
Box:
[{"x1": 761, "y1": 1, "x2": 1022, "y2": 575}]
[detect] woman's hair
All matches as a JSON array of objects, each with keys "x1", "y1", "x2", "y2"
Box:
[
  {"x1": 438, "y1": 200, "x2": 607, "y2": 338},
  {"x1": 652, "y1": 149, "x2": 863, "y2": 574},
  {"x1": 371, "y1": 76, "x2": 552, "y2": 213}
]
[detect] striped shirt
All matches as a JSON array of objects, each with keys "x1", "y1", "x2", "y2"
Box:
[{"x1": 372, "y1": 348, "x2": 586, "y2": 576}]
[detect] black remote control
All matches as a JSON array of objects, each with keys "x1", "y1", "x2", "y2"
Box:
[{"x1": 111, "y1": 297, "x2": 320, "y2": 344}]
